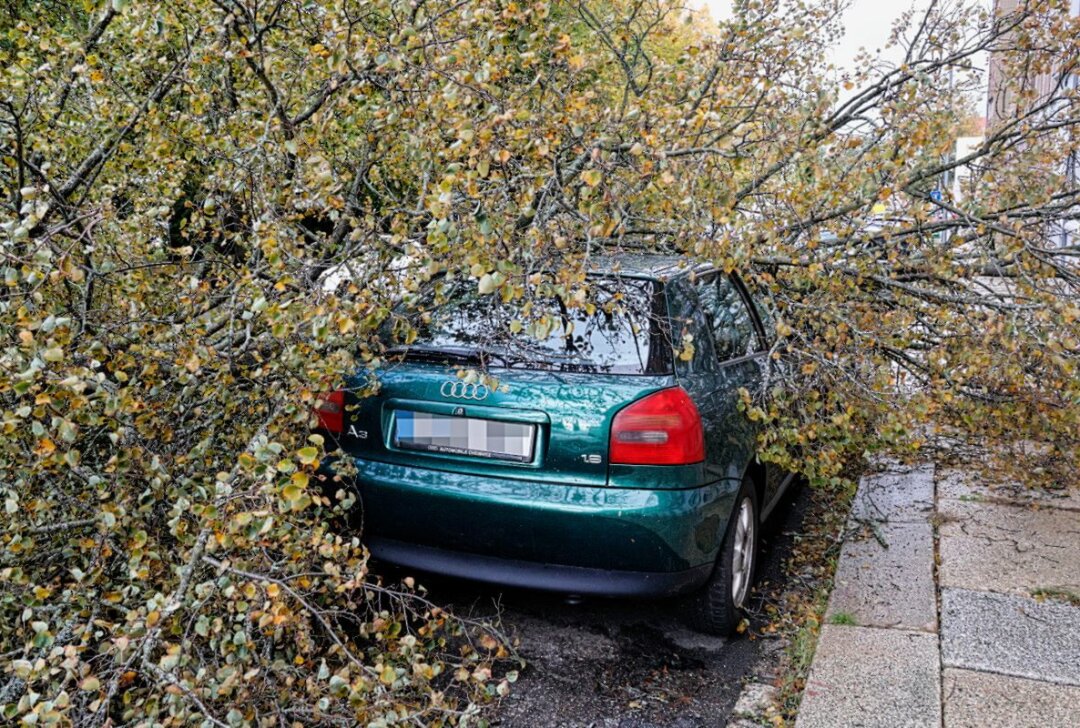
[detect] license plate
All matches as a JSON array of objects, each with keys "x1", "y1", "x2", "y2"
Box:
[{"x1": 393, "y1": 411, "x2": 536, "y2": 462}]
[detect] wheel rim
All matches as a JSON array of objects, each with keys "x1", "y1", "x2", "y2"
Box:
[{"x1": 730, "y1": 496, "x2": 755, "y2": 607}]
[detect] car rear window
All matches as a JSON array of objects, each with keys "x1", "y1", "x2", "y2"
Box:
[{"x1": 385, "y1": 275, "x2": 672, "y2": 375}]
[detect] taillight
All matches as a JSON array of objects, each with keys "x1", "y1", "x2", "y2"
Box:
[
  {"x1": 609, "y1": 387, "x2": 705, "y2": 465},
  {"x1": 314, "y1": 390, "x2": 345, "y2": 433}
]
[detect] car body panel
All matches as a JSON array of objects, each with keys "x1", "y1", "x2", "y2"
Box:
[
  {"x1": 350, "y1": 457, "x2": 740, "y2": 576},
  {"x1": 324, "y1": 258, "x2": 788, "y2": 596},
  {"x1": 339, "y1": 365, "x2": 680, "y2": 488},
  {"x1": 666, "y1": 274, "x2": 764, "y2": 490}
]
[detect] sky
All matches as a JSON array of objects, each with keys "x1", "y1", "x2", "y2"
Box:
[{"x1": 689, "y1": 0, "x2": 953, "y2": 73}]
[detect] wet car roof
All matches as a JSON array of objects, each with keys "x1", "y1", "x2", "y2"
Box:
[{"x1": 587, "y1": 253, "x2": 710, "y2": 279}]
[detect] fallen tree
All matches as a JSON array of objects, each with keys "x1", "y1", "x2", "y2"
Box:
[{"x1": 1, "y1": 0, "x2": 1077, "y2": 724}]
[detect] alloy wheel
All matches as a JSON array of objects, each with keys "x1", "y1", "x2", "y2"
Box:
[{"x1": 730, "y1": 496, "x2": 755, "y2": 607}]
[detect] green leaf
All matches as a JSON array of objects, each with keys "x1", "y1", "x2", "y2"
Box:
[{"x1": 329, "y1": 674, "x2": 349, "y2": 695}]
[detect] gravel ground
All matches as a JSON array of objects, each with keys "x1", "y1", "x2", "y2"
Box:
[{"x1": 381, "y1": 480, "x2": 811, "y2": 727}]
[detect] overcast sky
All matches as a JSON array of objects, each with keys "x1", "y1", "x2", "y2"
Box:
[{"x1": 688, "y1": 0, "x2": 970, "y2": 73}]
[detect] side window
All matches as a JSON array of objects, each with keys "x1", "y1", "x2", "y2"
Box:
[
  {"x1": 696, "y1": 274, "x2": 757, "y2": 360},
  {"x1": 667, "y1": 279, "x2": 716, "y2": 374},
  {"x1": 749, "y1": 288, "x2": 777, "y2": 350}
]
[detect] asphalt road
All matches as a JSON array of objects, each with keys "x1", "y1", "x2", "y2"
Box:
[{"x1": 384, "y1": 480, "x2": 811, "y2": 727}]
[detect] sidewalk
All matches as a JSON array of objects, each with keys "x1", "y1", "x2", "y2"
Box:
[{"x1": 795, "y1": 463, "x2": 1080, "y2": 728}]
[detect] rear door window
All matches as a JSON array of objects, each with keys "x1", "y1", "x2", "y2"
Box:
[
  {"x1": 667, "y1": 278, "x2": 717, "y2": 374},
  {"x1": 692, "y1": 274, "x2": 759, "y2": 360}
]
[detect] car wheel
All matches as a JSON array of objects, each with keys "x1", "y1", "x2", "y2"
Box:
[{"x1": 686, "y1": 474, "x2": 759, "y2": 636}]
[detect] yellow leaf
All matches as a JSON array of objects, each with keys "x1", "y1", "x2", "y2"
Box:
[{"x1": 297, "y1": 446, "x2": 319, "y2": 465}]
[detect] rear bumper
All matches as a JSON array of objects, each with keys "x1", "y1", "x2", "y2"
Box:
[
  {"x1": 336, "y1": 457, "x2": 739, "y2": 596},
  {"x1": 369, "y1": 537, "x2": 713, "y2": 597}
]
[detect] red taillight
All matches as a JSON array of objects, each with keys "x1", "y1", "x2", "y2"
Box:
[
  {"x1": 314, "y1": 390, "x2": 345, "y2": 433},
  {"x1": 609, "y1": 387, "x2": 705, "y2": 465}
]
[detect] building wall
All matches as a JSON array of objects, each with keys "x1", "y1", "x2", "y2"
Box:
[
  {"x1": 952, "y1": 136, "x2": 986, "y2": 204},
  {"x1": 987, "y1": 0, "x2": 1079, "y2": 125},
  {"x1": 986, "y1": 0, "x2": 1079, "y2": 247},
  {"x1": 986, "y1": 0, "x2": 1016, "y2": 126}
]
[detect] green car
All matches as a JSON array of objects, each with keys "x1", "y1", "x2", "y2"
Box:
[{"x1": 317, "y1": 255, "x2": 796, "y2": 635}]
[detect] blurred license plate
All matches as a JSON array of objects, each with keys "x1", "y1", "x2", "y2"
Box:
[{"x1": 393, "y1": 411, "x2": 535, "y2": 462}]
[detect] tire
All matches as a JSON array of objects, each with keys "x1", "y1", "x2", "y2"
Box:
[{"x1": 686, "y1": 474, "x2": 759, "y2": 636}]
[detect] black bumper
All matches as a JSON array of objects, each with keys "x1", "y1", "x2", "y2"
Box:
[{"x1": 367, "y1": 537, "x2": 713, "y2": 598}]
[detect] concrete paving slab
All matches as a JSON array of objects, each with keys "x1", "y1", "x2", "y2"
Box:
[
  {"x1": 850, "y1": 464, "x2": 935, "y2": 524},
  {"x1": 939, "y1": 468, "x2": 1080, "y2": 512},
  {"x1": 938, "y1": 498, "x2": 1080, "y2": 595},
  {"x1": 940, "y1": 588, "x2": 1080, "y2": 687},
  {"x1": 796, "y1": 625, "x2": 940, "y2": 728},
  {"x1": 826, "y1": 520, "x2": 937, "y2": 632},
  {"x1": 943, "y1": 668, "x2": 1080, "y2": 728},
  {"x1": 729, "y1": 682, "x2": 781, "y2": 726}
]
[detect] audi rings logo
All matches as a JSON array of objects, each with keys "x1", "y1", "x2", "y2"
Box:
[{"x1": 440, "y1": 381, "x2": 489, "y2": 400}]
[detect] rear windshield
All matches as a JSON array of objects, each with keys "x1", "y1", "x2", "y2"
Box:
[{"x1": 385, "y1": 275, "x2": 672, "y2": 375}]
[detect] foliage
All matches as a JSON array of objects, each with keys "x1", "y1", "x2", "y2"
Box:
[{"x1": 1, "y1": 0, "x2": 1078, "y2": 724}]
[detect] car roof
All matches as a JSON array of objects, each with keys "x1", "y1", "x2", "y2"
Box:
[{"x1": 587, "y1": 253, "x2": 712, "y2": 280}]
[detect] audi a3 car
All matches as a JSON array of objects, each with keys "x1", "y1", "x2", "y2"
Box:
[{"x1": 315, "y1": 255, "x2": 796, "y2": 635}]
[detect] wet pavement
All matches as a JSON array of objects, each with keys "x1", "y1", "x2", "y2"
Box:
[{"x1": 383, "y1": 479, "x2": 812, "y2": 727}]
